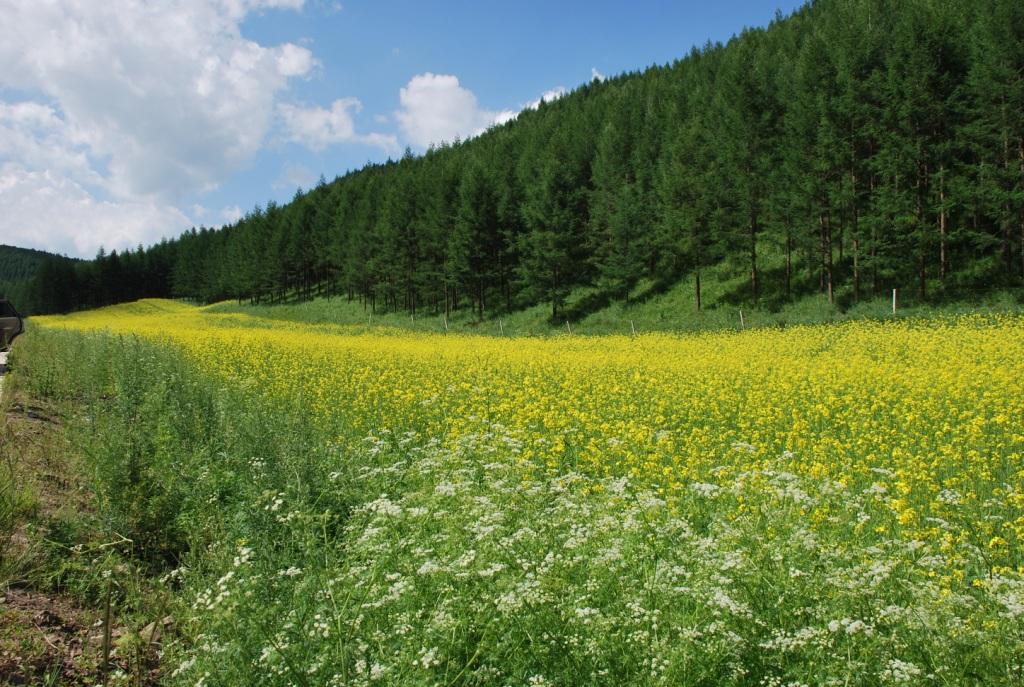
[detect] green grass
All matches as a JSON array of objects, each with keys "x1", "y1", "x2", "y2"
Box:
[{"x1": 206, "y1": 263, "x2": 1024, "y2": 337}]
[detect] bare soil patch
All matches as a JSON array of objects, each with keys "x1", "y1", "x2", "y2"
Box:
[
  {"x1": 0, "y1": 586, "x2": 100, "y2": 685},
  {"x1": 2, "y1": 375, "x2": 161, "y2": 685}
]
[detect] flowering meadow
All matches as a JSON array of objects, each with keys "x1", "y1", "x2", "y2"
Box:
[{"x1": 23, "y1": 300, "x2": 1024, "y2": 685}]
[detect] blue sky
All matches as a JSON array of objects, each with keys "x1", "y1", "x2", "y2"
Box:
[{"x1": 0, "y1": 0, "x2": 804, "y2": 258}]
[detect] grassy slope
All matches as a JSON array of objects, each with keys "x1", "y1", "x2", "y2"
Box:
[{"x1": 205, "y1": 260, "x2": 1024, "y2": 337}]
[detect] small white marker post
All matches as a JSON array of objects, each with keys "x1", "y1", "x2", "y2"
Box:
[
  {"x1": 566, "y1": 321, "x2": 572, "y2": 335},
  {"x1": 443, "y1": 313, "x2": 449, "y2": 332},
  {"x1": 892, "y1": 288, "x2": 897, "y2": 314},
  {"x1": 739, "y1": 310, "x2": 745, "y2": 329},
  {"x1": 499, "y1": 319, "x2": 504, "y2": 336},
  {"x1": 630, "y1": 319, "x2": 636, "y2": 337}
]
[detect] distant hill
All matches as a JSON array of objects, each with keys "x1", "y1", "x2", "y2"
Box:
[
  {"x1": 0, "y1": 244, "x2": 61, "y2": 283},
  {"x1": 0, "y1": 244, "x2": 80, "y2": 315}
]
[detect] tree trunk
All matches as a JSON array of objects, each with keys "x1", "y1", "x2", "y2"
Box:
[
  {"x1": 917, "y1": 164, "x2": 927, "y2": 302},
  {"x1": 785, "y1": 232, "x2": 792, "y2": 301},
  {"x1": 551, "y1": 265, "x2": 560, "y2": 321},
  {"x1": 939, "y1": 165, "x2": 948, "y2": 281},
  {"x1": 1003, "y1": 132, "x2": 1013, "y2": 274},
  {"x1": 850, "y1": 170, "x2": 860, "y2": 302},
  {"x1": 749, "y1": 213, "x2": 759, "y2": 305},
  {"x1": 837, "y1": 209, "x2": 844, "y2": 264},
  {"x1": 695, "y1": 269, "x2": 702, "y2": 311},
  {"x1": 870, "y1": 172, "x2": 878, "y2": 296},
  {"x1": 1019, "y1": 135, "x2": 1024, "y2": 279},
  {"x1": 853, "y1": 236, "x2": 860, "y2": 304},
  {"x1": 820, "y1": 210, "x2": 834, "y2": 305}
]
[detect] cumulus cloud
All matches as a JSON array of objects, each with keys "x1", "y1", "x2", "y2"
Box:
[
  {"x1": 395, "y1": 73, "x2": 515, "y2": 149},
  {"x1": 278, "y1": 99, "x2": 398, "y2": 152},
  {"x1": 273, "y1": 162, "x2": 317, "y2": 191},
  {"x1": 0, "y1": 1, "x2": 317, "y2": 201},
  {"x1": 221, "y1": 205, "x2": 244, "y2": 224},
  {"x1": 591, "y1": 67, "x2": 606, "y2": 82},
  {"x1": 0, "y1": 102, "x2": 101, "y2": 189},
  {"x1": 0, "y1": 164, "x2": 192, "y2": 257},
  {"x1": 0, "y1": 0, "x2": 330, "y2": 256},
  {"x1": 525, "y1": 87, "x2": 568, "y2": 111},
  {"x1": 395, "y1": 74, "x2": 571, "y2": 148}
]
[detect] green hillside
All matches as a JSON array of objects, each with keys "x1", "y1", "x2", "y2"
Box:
[
  {"x1": 21, "y1": 0, "x2": 1024, "y2": 318},
  {"x1": 0, "y1": 244, "x2": 56, "y2": 283},
  {"x1": 0, "y1": 244, "x2": 72, "y2": 313}
]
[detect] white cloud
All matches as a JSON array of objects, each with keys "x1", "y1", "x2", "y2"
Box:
[
  {"x1": 591, "y1": 67, "x2": 606, "y2": 82},
  {"x1": 278, "y1": 99, "x2": 398, "y2": 152},
  {"x1": 0, "y1": 102, "x2": 102, "y2": 189},
  {"x1": 273, "y1": 162, "x2": 317, "y2": 191},
  {"x1": 221, "y1": 205, "x2": 244, "y2": 224},
  {"x1": 394, "y1": 75, "x2": 572, "y2": 148},
  {"x1": 395, "y1": 73, "x2": 515, "y2": 149},
  {"x1": 0, "y1": 1, "x2": 317, "y2": 202},
  {"x1": 0, "y1": 0, "x2": 402, "y2": 258},
  {"x1": 0, "y1": 164, "x2": 192, "y2": 257},
  {"x1": 219, "y1": 0, "x2": 307, "y2": 20},
  {"x1": 276, "y1": 43, "x2": 318, "y2": 77},
  {"x1": 525, "y1": 87, "x2": 568, "y2": 111}
]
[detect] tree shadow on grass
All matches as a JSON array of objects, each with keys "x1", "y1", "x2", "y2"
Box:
[
  {"x1": 559, "y1": 289, "x2": 614, "y2": 324},
  {"x1": 716, "y1": 263, "x2": 820, "y2": 312}
]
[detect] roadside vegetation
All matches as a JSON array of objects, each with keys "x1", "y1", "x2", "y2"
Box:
[{"x1": 1, "y1": 330, "x2": 170, "y2": 685}]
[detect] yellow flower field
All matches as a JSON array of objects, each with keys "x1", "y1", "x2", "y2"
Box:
[
  {"x1": 31, "y1": 299, "x2": 1024, "y2": 685},
  {"x1": 37, "y1": 300, "x2": 1024, "y2": 578}
]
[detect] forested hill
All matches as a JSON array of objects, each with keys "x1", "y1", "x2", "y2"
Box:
[
  {"x1": 0, "y1": 245, "x2": 57, "y2": 283},
  {"x1": 0, "y1": 244, "x2": 73, "y2": 314},
  {"x1": 24, "y1": 0, "x2": 1024, "y2": 317}
]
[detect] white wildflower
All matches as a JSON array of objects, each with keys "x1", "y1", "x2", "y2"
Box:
[
  {"x1": 415, "y1": 646, "x2": 440, "y2": 669},
  {"x1": 477, "y1": 562, "x2": 506, "y2": 577},
  {"x1": 417, "y1": 560, "x2": 442, "y2": 575},
  {"x1": 691, "y1": 482, "x2": 721, "y2": 497},
  {"x1": 881, "y1": 659, "x2": 923, "y2": 683}
]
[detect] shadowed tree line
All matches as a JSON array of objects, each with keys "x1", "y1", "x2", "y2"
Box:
[{"x1": 20, "y1": 0, "x2": 1024, "y2": 318}]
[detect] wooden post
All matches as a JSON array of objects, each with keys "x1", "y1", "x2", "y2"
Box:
[{"x1": 892, "y1": 288, "x2": 897, "y2": 314}]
